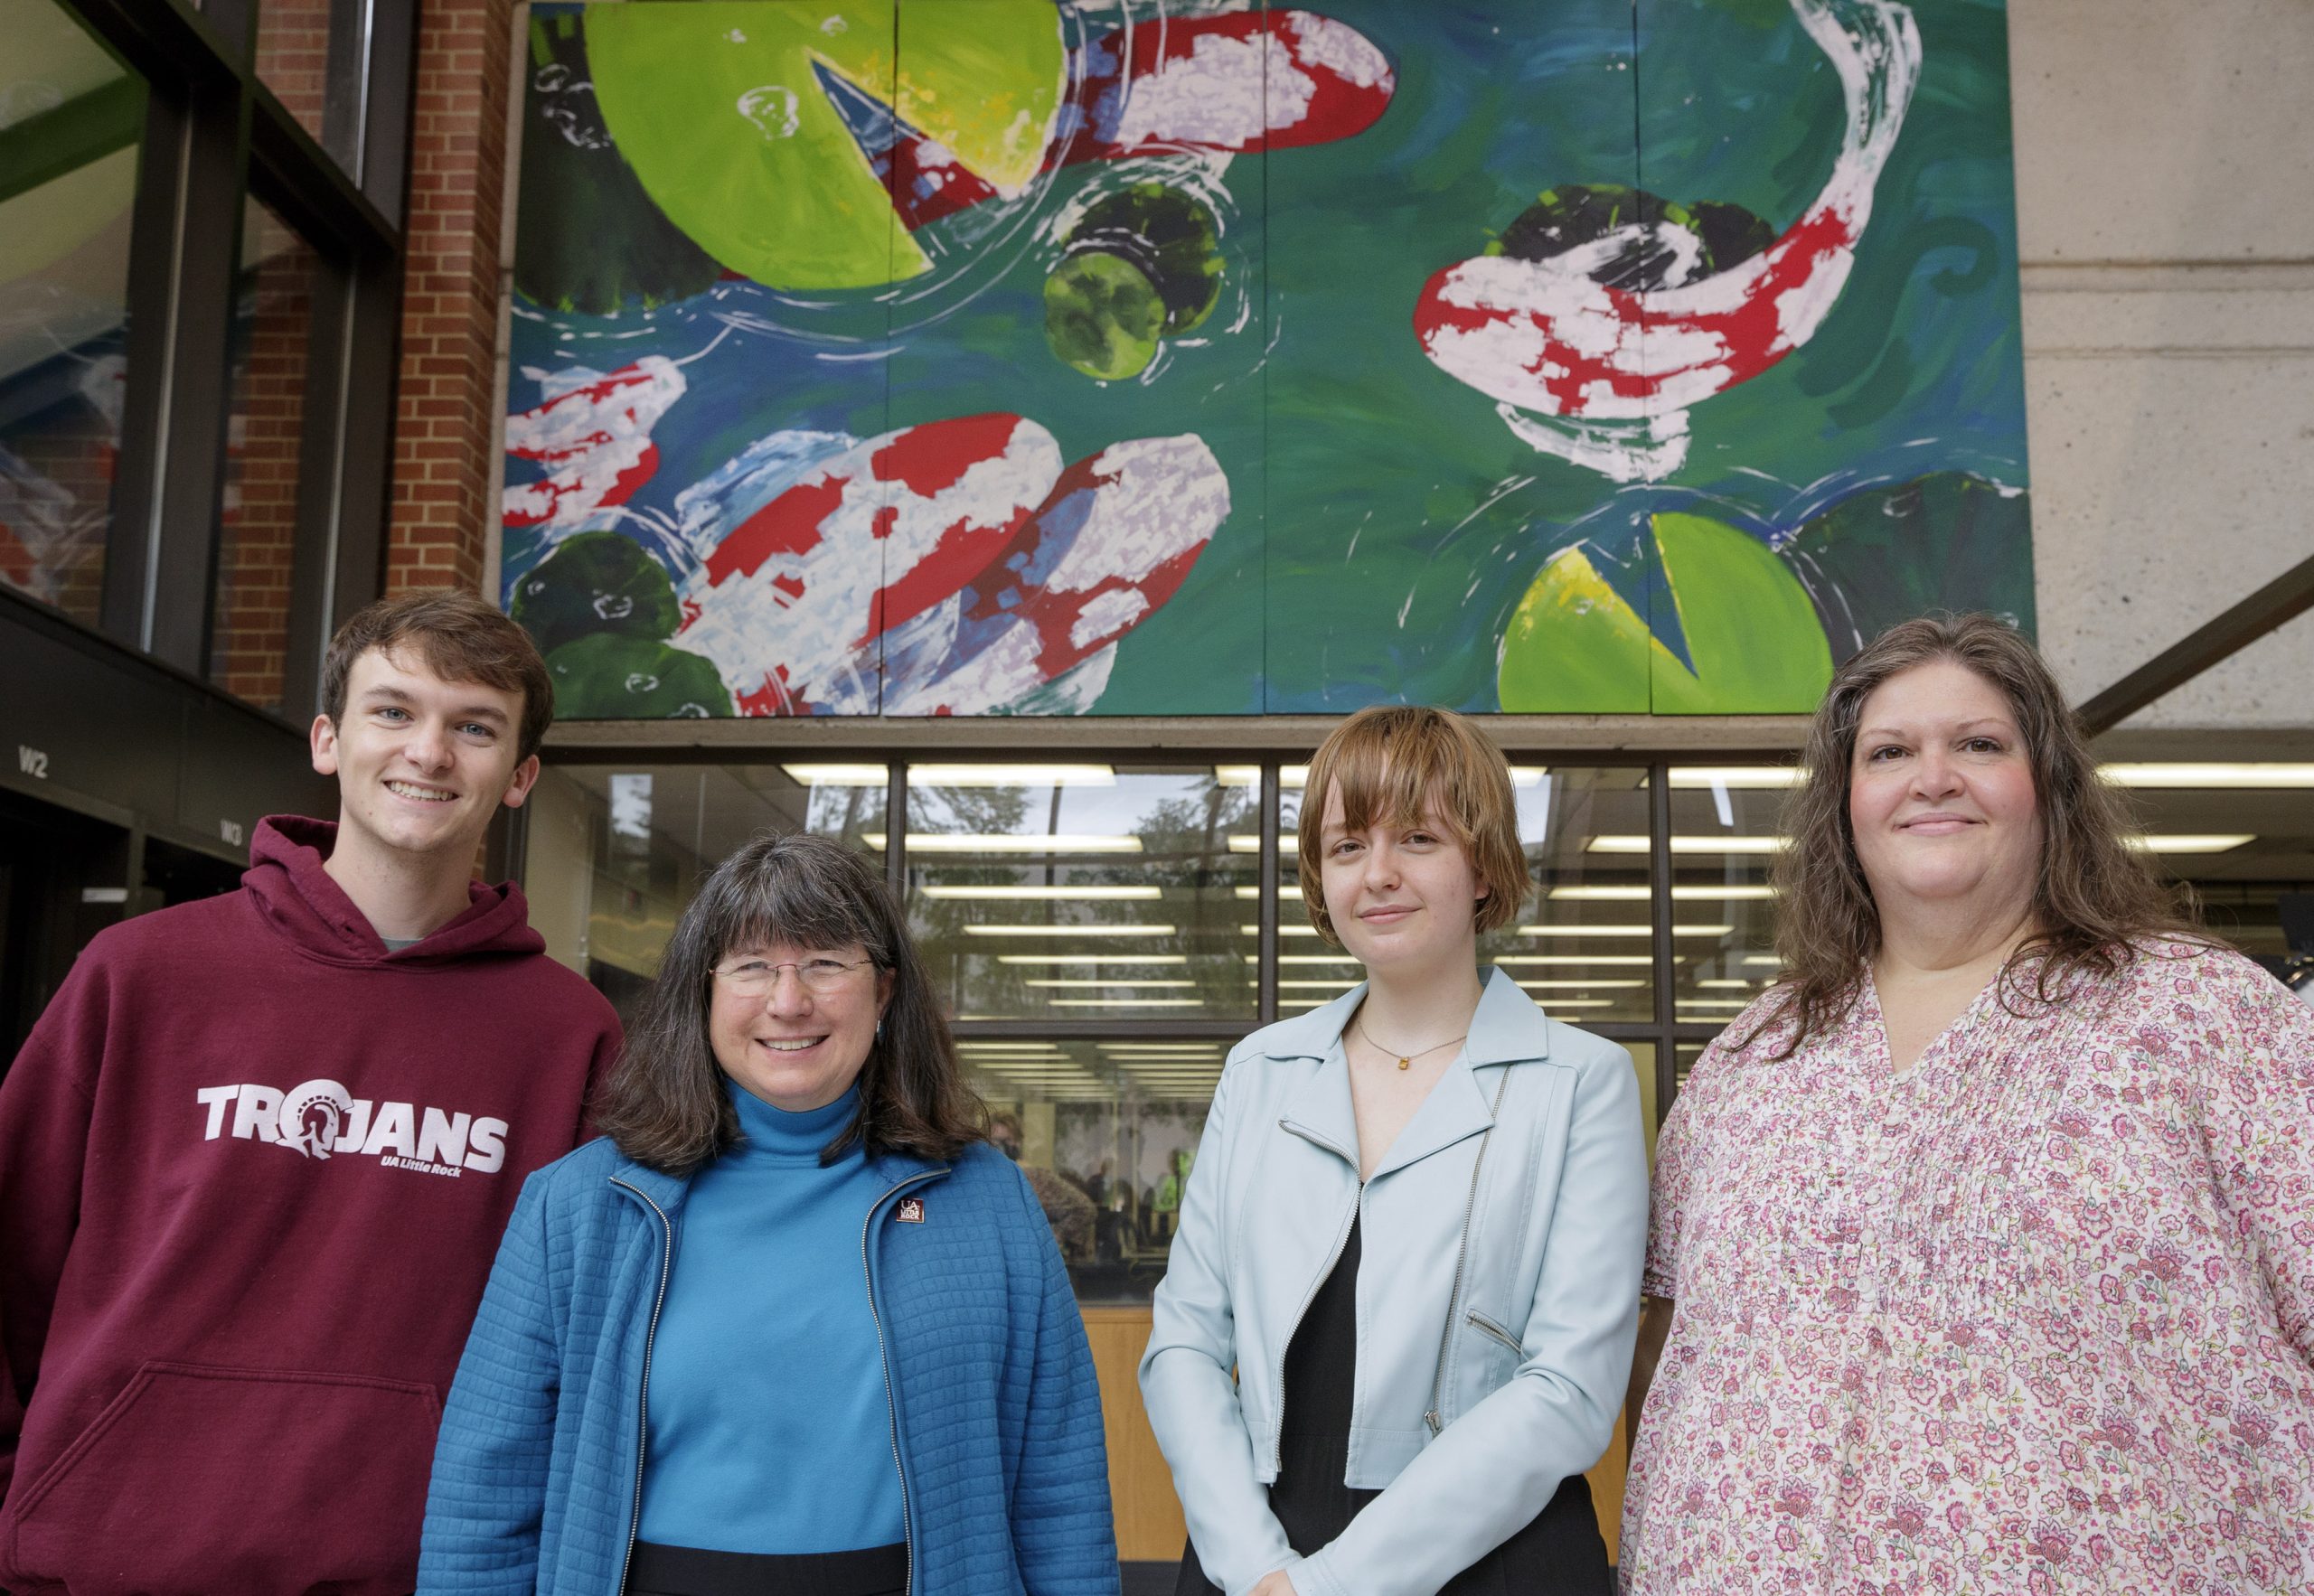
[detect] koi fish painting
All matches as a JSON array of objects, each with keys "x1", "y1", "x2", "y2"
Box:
[{"x1": 501, "y1": 0, "x2": 2030, "y2": 717}]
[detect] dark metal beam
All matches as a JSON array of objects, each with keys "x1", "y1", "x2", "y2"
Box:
[{"x1": 2078, "y1": 551, "x2": 2314, "y2": 737}]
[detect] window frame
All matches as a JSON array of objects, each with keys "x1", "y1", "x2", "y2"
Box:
[{"x1": 23, "y1": 0, "x2": 415, "y2": 722}]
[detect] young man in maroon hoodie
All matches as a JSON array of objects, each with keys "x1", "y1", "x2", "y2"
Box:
[{"x1": 0, "y1": 589, "x2": 621, "y2": 1596}]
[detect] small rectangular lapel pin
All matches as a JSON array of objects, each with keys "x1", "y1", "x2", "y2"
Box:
[{"x1": 896, "y1": 1197, "x2": 927, "y2": 1224}]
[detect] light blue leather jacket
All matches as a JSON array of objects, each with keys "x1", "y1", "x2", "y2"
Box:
[{"x1": 1140, "y1": 971, "x2": 1648, "y2": 1596}]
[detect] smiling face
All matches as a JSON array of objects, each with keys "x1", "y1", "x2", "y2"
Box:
[
  {"x1": 1848, "y1": 659, "x2": 2044, "y2": 932},
  {"x1": 310, "y1": 646, "x2": 538, "y2": 867},
  {"x1": 709, "y1": 939, "x2": 895, "y2": 1113},
  {"x1": 1317, "y1": 779, "x2": 1489, "y2": 978}
]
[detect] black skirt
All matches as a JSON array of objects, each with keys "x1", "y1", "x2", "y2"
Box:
[
  {"x1": 1176, "y1": 1218, "x2": 1612, "y2": 1596},
  {"x1": 625, "y1": 1540, "x2": 908, "y2": 1596}
]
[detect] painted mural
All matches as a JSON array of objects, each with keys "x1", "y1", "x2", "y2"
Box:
[{"x1": 502, "y1": 0, "x2": 2031, "y2": 718}]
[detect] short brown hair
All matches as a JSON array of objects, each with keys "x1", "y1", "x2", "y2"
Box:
[
  {"x1": 1747, "y1": 613, "x2": 2205, "y2": 1057},
  {"x1": 1299, "y1": 706, "x2": 1529, "y2": 944},
  {"x1": 595, "y1": 831, "x2": 987, "y2": 1174},
  {"x1": 322, "y1": 589, "x2": 554, "y2": 762}
]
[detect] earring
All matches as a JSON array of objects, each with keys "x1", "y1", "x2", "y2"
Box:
[{"x1": 875, "y1": 1018, "x2": 885, "y2": 1047}]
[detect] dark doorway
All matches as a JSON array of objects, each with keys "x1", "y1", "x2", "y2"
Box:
[{"x1": 0, "y1": 791, "x2": 136, "y2": 1068}]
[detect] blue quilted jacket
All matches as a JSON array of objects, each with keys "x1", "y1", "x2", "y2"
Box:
[{"x1": 416, "y1": 1135, "x2": 1118, "y2": 1596}]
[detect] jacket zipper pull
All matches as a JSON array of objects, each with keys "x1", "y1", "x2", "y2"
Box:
[{"x1": 1424, "y1": 1409, "x2": 1442, "y2": 1436}]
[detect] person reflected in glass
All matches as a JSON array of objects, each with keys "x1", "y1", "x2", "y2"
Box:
[
  {"x1": 1619, "y1": 615, "x2": 2314, "y2": 1592},
  {"x1": 1143, "y1": 706, "x2": 1649, "y2": 1596},
  {"x1": 419, "y1": 833, "x2": 1117, "y2": 1596}
]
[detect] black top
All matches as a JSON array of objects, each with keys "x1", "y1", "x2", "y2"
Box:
[{"x1": 1178, "y1": 1216, "x2": 1612, "y2": 1595}]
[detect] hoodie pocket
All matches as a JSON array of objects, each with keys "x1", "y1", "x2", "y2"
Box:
[{"x1": 12, "y1": 1360, "x2": 442, "y2": 1596}]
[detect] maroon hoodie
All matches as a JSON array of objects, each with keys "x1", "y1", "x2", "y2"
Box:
[{"x1": 0, "y1": 816, "x2": 621, "y2": 1595}]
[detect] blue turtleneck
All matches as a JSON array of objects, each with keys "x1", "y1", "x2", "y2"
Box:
[{"x1": 635, "y1": 1079, "x2": 907, "y2": 1554}]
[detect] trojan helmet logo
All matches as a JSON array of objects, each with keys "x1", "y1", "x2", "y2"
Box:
[{"x1": 278, "y1": 1079, "x2": 355, "y2": 1159}]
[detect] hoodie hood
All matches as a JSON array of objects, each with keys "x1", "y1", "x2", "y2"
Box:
[{"x1": 245, "y1": 814, "x2": 546, "y2": 965}]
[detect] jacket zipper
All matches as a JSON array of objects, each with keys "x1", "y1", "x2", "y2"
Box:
[
  {"x1": 608, "y1": 1177, "x2": 676, "y2": 1596},
  {"x1": 1271, "y1": 1117, "x2": 1361, "y2": 1473},
  {"x1": 1466, "y1": 1310, "x2": 1522, "y2": 1354},
  {"x1": 1425, "y1": 1068, "x2": 1513, "y2": 1436},
  {"x1": 861, "y1": 1169, "x2": 946, "y2": 1596}
]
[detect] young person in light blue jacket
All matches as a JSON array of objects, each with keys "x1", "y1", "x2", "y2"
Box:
[
  {"x1": 1142, "y1": 707, "x2": 1649, "y2": 1596},
  {"x1": 418, "y1": 833, "x2": 1118, "y2": 1596}
]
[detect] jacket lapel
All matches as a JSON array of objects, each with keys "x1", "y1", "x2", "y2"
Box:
[{"x1": 1276, "y1": 1046, "x2": 1360, "y2": 1169}]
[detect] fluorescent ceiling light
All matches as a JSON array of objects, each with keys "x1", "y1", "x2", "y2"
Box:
[
  {"x1": 1493, "y1": 954, "x2": 1659, "y2": 967},
  {"x1": 2100, "y1": 763, "x2": 2314, "y2": 788},
  {"x1": 904, "y1": 764, "x2": 1116, "y2": 787},
  {"x1": 1676, "y1": 998, "x2": 1753, "y2": 1009},
  {"x1": 995, "y1": 954, "x2": 1189, "y2": 966},
  {"x1": 1517, "y1": 924, "x2": 1733, "y2": 938},
  {"x1": 1234, "y1": 886, "x2": 1305, "y2": 900},
  {"x1": 780, "y1": 763, "x2": 888, "y2": 786},
  {"x1": 1589, "y1": 835, "x2": 1785, "y2": 855},
  {"x1": 963, "y1": 924, "x2": 1176, "y2": 937},
  {"x1": 1742, "y1": 955, "x2": 1783, "y2": 968},
  {"x1": 1046, "y1": 999, "x2": 1207, "y2": 1008},
  {"x1": 1512, "y1": 979, "x2": 1645, "y2": 990},
  {"x1": 1275, "y1": 980, "x2": 1359, "y2": 990},
  {"x1": 1024, "y1": 980, "x2": 1196, "y2": 990},
  {"x1": 1097, "y1": 1043, "x2": 1223, "y2": 1054},
  {"x1": 1667, "y1": 766, "x2": 1803, "y2": 788},
  {"x1": 1243, "y1": 924, "x2": 1323, "y2": 937},
  {"x1": 2128, "y1": 834, "x2": 2254, "y2": 853},
  {"x1": 1694, "y1": 979, "x2": 1753, "y2": 990},
  {"x1": 1517, "y1": 995, "x2": 1619, "y2": 1008},
  {"x1": 1247, "y1": 954, "x2": 1366, "y2": 966},
  {"x1": 868, "y1": 833, "x2": 1143, "y2": 853},
  {"x1": 1547, "y1": 885, "x2": 1777, "y2": 902},
  {"x1": 1229, "y1": 833, "x2": 1299, "y2": 853}
]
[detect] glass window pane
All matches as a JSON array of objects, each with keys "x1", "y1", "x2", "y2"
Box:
[
  {"x1": 1281, "y1": 764, "x2": 1659, "y2": 1024},
  {"x1": 0, "y1": 1, "x2": 145, "y2": 626},
  {"x1": 2105, "y1": 763, "x2": 2314, "y2": 978},
  {"x1": 254, "y1": 0, "x2": 368, "y2": 172},
  {"x1": 965, "y1": 1037, "x2": 1218, "y2": 1306},
  {"x1": 519, "y1": 762, "x2": 887, "y2": 1019},
  {"x1": 906, "y1": 765, "x2": 1257, "y2": 1023},
  {"x1": 1664, "y1": 766, "x2": 1789, "y2": 1027},
  {"x1": 211, "y1": 198, "x2": 318, "y2": 711}
]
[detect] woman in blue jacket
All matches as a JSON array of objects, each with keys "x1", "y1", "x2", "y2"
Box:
[
  {"x1": 419, "y1": 833, "x2": 1117, "y2": 1596},
  {"x1": 1142, "y1": 707, "x2": 1649, "y2": 1596}
]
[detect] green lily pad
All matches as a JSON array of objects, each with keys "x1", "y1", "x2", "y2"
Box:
[
  {"x1": 1062, "y1": 184, "x2": 1224, "y2": 335},
  {"x1": 508, "y1": 530, "x2": 683, "y2": 658},
  {"x1": 585, "y1": 1, "x2": 1064, "y2": 291},
  {"x1": 544, "y1": 633, "x2": 732, "y2": 719},
  {"x1": 1044, "y1": 252, "x2": 1165, "y2": 380},
  {"x1": 513, "y1": 12, "x2": 721, "y2": 314},
  {"x1": 1498, "y1": 512, "x2": 1831, "y2": 713}
]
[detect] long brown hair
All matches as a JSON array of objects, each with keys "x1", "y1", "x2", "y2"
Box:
[
  {"x1": 595, "y1": 831, "x2": 986, "y2": 1174},
  {"x1": 1745, "y1": 614, "x2": 2204, "y2": 1057}
]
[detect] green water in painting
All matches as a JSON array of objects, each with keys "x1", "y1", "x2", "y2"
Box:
[{"x1": 508, "y1": 0, "x2": 2028, "y2": 717}]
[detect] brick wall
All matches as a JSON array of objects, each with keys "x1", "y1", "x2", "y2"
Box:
[
  {"x1": 386, "y1": 0, "x2": 515, "y2": 598},
  {"x1": 252, "y1": 0, "x2": 334, "y2": 148},
  {"x1": 210, "y1": 208, "x2": 315, "y2": 711}
]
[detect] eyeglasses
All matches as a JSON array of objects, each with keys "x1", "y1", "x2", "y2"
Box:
[{"x1": 710, "y1": 957, "x2": 879, "y2": 997}]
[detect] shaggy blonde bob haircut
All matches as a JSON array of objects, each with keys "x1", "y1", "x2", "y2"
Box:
[{"x1": 1299, "y1": 706, "x2": 1529, "y2": 944}]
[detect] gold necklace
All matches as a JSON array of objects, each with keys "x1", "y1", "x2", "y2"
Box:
[{"x1": 1352, "y1": 1015, "x2": 1468, "y2": 1072}]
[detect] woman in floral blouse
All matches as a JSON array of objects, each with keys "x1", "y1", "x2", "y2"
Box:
[{"x1": 1619, "y1": 615, "x2": 2314, "y2": 1594}]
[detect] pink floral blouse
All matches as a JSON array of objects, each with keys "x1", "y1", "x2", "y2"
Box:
[{"x1": 1621, "y1": 942, "x2": 2314, "y2": 1594}]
